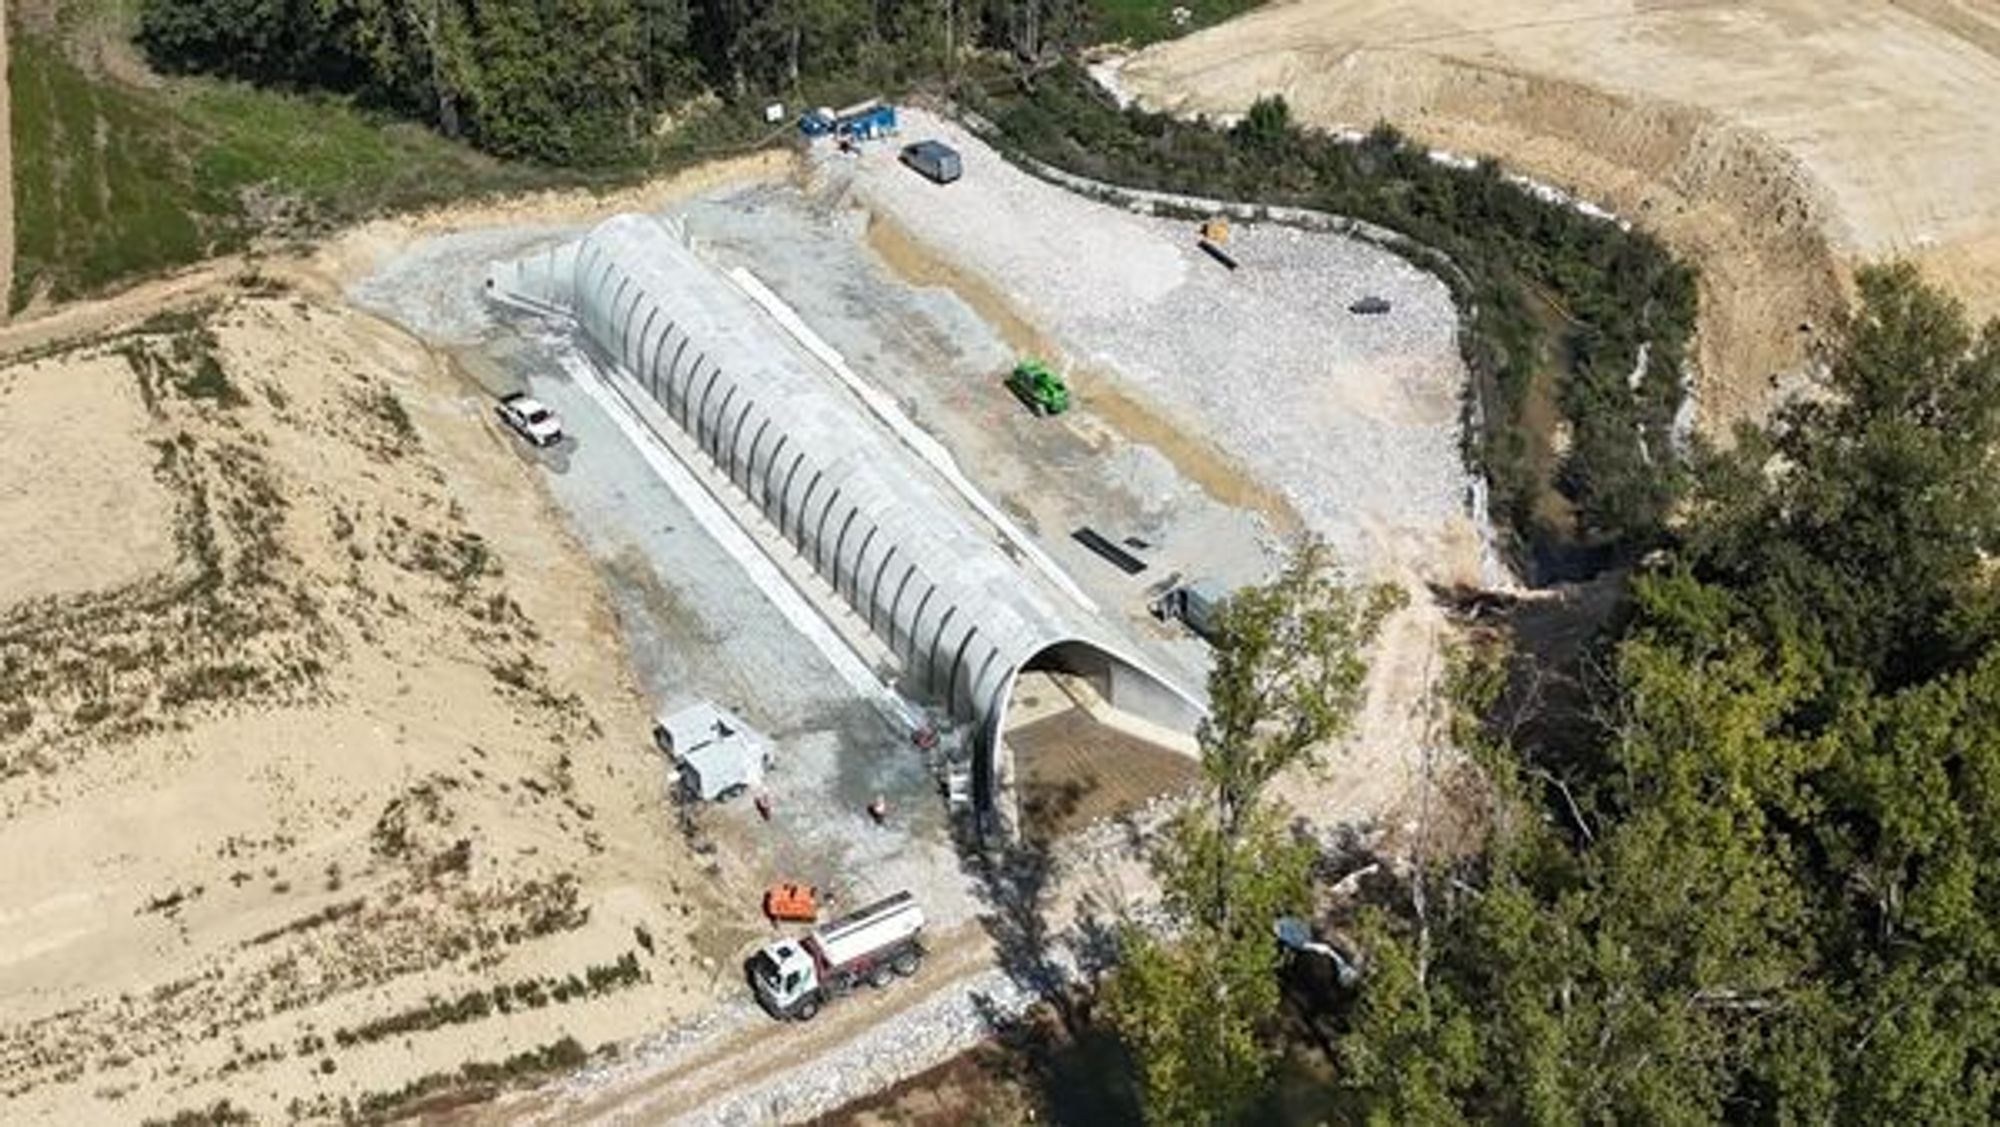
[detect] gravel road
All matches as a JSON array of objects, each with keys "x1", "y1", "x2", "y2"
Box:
[{"x1": 497, "y1": 814, "x2": 1168, "y2": 1126}]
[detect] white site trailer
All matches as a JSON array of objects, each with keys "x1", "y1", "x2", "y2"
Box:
[
  {"x1": 750, "y1": 891, "x2": 926, "y2": 1020},
  {"x1": 655, "y1": 701, "x2": 769, "y2": 802}
]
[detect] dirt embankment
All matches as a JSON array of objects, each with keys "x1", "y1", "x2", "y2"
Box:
[
  {"x1": 0, "y1": 149, "x2": 934, "y2": 1126},
  {"x1": 1117, "y1": 0, "x2": 2000, "y2": 432},
  {"x1": 0, "y1": 275, "x2": 735, "y2": 1122}
]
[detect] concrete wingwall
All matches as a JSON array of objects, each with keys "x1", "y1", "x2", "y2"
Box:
[{"x1": 486, "y1": 213, "x2": 1203, "y2": 834}]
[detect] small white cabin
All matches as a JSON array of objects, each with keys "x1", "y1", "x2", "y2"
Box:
[{"x1": 654, "y1": 701, "x2": 769, "y2": 802}]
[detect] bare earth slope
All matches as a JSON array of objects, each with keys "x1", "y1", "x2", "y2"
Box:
[
  {"x1": 1117, "y1": 0, "x2": 2000, "y2": 428},
  {"x1": 0, "y1": 279, "x2": 721, "y2": 1123}
]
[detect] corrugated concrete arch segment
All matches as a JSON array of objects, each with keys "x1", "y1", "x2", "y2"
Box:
[{"x1": 485, "y1": 213, "x2": 1203, "y2": 832}]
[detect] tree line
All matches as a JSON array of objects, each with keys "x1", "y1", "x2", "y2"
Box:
[
  {"x1": 1108, "y1": 544, "x2": 1402, "y2": 1122},
  {"x1": 1333, "y1": 263, "x2": 2000, "y2": 1123},
  {"x1": 135, "y1": 0, "x2": 1088, "y2": 165}
]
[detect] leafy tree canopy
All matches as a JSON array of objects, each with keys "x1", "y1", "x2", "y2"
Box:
[
  {"x1": 1109, "y1": 542, "x2": 1400, "y2": 1125},
  {"x1": 137, "y1": 0, "x2": 1091, "y2": 164},
  {"x1": 1338, "y1": 265, "x2": 2000, "y2": 1124}
]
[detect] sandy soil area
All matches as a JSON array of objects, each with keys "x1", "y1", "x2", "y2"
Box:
[
  {"x1": 0, "y1": 278, "x2": 733, "y2": 1121},
  {"x1": 1115, "y1": 0, "x2": 2000, "y2": 429},
  {"x1": 0, "y1": 353, "x2": 173, "y2": 603}
]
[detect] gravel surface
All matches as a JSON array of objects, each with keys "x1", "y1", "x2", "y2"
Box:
[
  {"x1": 512, "y1": 323, "x2": 989, "y2": 928},
  {"x1": 680, "y1": 965, "x2": 1042, "y2": 1125},
  {"x1": 678, "y1": 184, "x2": 1275, "y2": 689},
  {"x1": 838, "y1": 108, "x2": 1494, "y2": 583},
  {"x1": 349, "y1": 225, "x2": 578, "y2": 345}
]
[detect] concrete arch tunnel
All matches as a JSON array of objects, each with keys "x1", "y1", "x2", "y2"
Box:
[{"x1": 486, "y1": 213, "x2": 1203, "y2": 835}]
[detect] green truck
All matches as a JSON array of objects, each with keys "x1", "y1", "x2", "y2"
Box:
[{"x1": 1006, "y1": 359, "x2": 1070, "y2": 416}]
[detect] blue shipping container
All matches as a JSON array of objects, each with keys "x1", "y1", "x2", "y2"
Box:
[{"x1": 838, "y1": 105, "x2": 898, "y2": 140}]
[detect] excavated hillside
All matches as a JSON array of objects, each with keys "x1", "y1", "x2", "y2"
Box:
[
  {"x1": 0, "y1": 274, "x2": 729, "y2": 1123},
  {"x1": 1117, "y1": 0, "x2": 2000, "y2": 430}
]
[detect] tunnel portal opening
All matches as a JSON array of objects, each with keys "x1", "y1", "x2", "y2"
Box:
[{"x1": 993, "y1": 641, "x2": 1203, "y2": 845}]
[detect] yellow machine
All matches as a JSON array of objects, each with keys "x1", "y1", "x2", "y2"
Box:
[{"x1": 1196, "y1": 218, "x2": 1239, "y2": 270}]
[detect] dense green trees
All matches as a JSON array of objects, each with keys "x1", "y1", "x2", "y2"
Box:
[
  {"x1": 1108, "y1": 543, "x2": 1401, "y2": 1123},
  {"x1": 1686, "y1": 263, "x2": 2000, "y2": 687},
  {"x1": 136, "y1": 0, "x2": 359, "y2": 86},
  {"x1": 138, "y1": 0, "x2": 692, "y2": 164},
  {"x1": 134, "y1": 0, "x2": 1087, "y2": 164},
  {"x1": 1338, "y1": 265, "x2": 2000, "y2": 1123}
]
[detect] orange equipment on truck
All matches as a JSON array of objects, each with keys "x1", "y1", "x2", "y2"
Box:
[{"x1": 764, "y1": 883, "x2": 820, "y2": 923}]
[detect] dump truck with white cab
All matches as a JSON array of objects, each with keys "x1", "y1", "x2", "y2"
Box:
[{"x1": 749, "y1": 891, "x2": 925, "y2": 1020}]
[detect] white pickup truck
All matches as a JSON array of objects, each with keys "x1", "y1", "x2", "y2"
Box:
[
  {"x1": 496, "y1": 392, "x2": 563, "y2": 447},
  {"x1": 749, "y1": 891, "x2": 925, "y2": 1021}
]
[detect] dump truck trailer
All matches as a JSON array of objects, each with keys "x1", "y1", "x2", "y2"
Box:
[{"x1": 750, "y1": 891, "x2": 925, "y2": 1021}]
